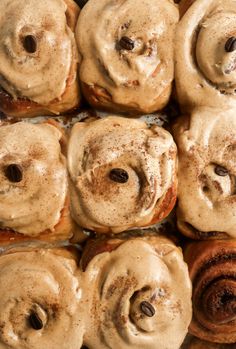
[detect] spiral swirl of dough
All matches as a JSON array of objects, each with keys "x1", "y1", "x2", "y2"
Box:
[
  {"x1": 83, "y1": 236, "x2": 192, "y2": 349},
  {"x1": 185, "y1": 240, "x2": 236, "y2": 343},
  {"x1": 174, "y1": 107, "x2": 236, "y2": 239},
  {"x1": 68, "y1": 116, "x2": 177, "y2": 233},
  {"x1": 0, "y1": 122, "x2": 67, "y2": 236},
  {"x1": 76, "y1": 0, "x2": 179, "y2": 113},
  {"x1": 176, "y1": 0, "x2": 236, "y2": 110},
  {"x1": 0, "y1": 0, "x2": 77, "y2": 105},
  {"x1": 0, "y1": 248, "x2": 84, "y2": 349}
]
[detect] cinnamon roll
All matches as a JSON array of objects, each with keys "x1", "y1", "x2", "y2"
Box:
[
  {"x1": 185, "y1": 240, "x2": 236, "y2": 344},
  {"x1": 76, "y1": 0, "x2": 179, "y2": 114},
  {"x1": 173, "y1": 107, "x2": 236, "y2": 240},
  {"x1": 0, "y1": 247, "x2": 85, "y2": 349},
  {"x1": 0, "y1": 121, "x2": 73, "y2": 243},
  {"x1": 81, "y1": 234, "x2": 192, "y2": 349},
  {"x1": 68, "y1": 116, "x2": 177, "y2": 233},
  {"x1": 175, "y1": 0, "x2": 236, "y2": 111},
  {"x1": 0, "y1": 0, "x2": 80, "y2": 118}
]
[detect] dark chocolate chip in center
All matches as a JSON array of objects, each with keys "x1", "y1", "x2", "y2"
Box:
[
  {"x1": 29, "y1": 312, "x2": 43, "y2": 330},
  {"x1": 225, "y1": 36, "x2": 236, "y2": 53},
  {"x1": 109, "y1": 168, "x2": 129, "y2": 183},
  {"x1": 5, "y1": 164, "x2": 23, "y2": 183},
  {"x1": 140, "y1": 301, "x2": 155, "y2": 317},
  {"x1": 214, "y1": 165, "x2": 228, "y2": 177},
  {"x1": 118, "y1": 36, "x2": 135, "y2": 50},
  {"x1": 23, "y1": 35, "x2": 37, "y2": 53}
]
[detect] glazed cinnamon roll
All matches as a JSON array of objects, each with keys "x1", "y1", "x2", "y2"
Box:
[
  {"x1": 173, "y1": 107, "x2": 236, "y2": 240},
  {"x1": 0, "y1": 247, "x2": 85, "y2": 349},
  {"x1": 175, "y1": 0, "x2": 236, "y2": 111},
  {"x1": 0, "y1": 121, "x2": 73, "y2": 244},
  {"x1": 68, "y1": 116, "x2": 177, "y2": 233},
  {"x1": 81, "y1": 234, "x2": 192, "y2": 349},
  {"x1": 0, "y1": 0, "x2": 80, "y2": 118},
  {"x1": 76, "y1": 0, "x2": 179, "y2": 114},
  {"x1": 185, "y1": 240, "x2": 236, "y2": 344}
]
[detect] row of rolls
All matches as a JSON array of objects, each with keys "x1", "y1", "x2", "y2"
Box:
[
  {"x1": 1, "y1": 0, "x2": 236, "y2": 117},
  {"x1": 0, "y1": 233, "x2": 235, "y2": 349},
  {"x1": 0, "y1": 111, "x2": 235, "y2": 243}
]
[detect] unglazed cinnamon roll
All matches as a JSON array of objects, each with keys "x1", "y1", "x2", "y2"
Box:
[
  {"x1": 185, "y1": 240, "x2": 236, "y2": 343},
  {"x1": 0, "y1": 121, "x2": 73, "y2": 244},
  {"x1": 176, "y1": 0, "x2": 236, "y2": 111},
  {"x1": 68, "y1": 116, "x2": 177, "y2": 233},
  {"x1": 76, "y1": 0, "x2": 179, "y2": 114},
  {"x1": 0, "y1": 0, "x2": 80, "y2": 118},
  {"x1": 173, "y1": 107, "x2": 236, "y2": 240},
  {"x1": 81, "y1": 234, "x2": 192, "y2": 349},
  {"x1": 0, "y1": 247, "x2": 85, "y2": 349}
]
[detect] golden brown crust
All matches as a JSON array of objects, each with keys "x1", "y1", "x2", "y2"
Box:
[
  {"x1": 184, "y1": 240, "x2": 236, "y2": 343},
  {"x1": 0, "y1": 0, "x2": 80, "y2": 118},
  {"x1": 82, "y1": 82, "x2": 172, "y2": 115}
]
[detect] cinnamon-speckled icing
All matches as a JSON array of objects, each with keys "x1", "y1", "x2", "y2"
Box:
[
  {"x1": 68, "y1": 116, "x2": 177, "y2": 233},
  {"x1": 0, "y1": 122, "x2": 67, "y2": 236},
  {"x1": 76, "y1": 0, "x2": 179, "y2": 113},
  {"x1": 0, "y1": 248, "x2": 84, "y2": 349},
  {"x1": 0, "y1": 0, "x2": 78, "y2": 105},
  {"x1": 174, "y1": 107, "x2": 236, "y2": 239},
  {"x1": 176, "y1": 0, "x2": 236, "y2": 110},
  {"x1": 83, "y1": 236, "x2": 192, "y2": 349}
]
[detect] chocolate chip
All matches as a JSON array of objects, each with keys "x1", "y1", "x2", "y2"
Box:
[
  {"x1": 140, "y1": 301, "x2": 155, "y2": 317},
  {"x1": 109, "y1": 168, "x2": 129, "y2": 183},
  {"x1": 29, "y1": 312, "x2": 43, "y2": 330},
  {"x1": 225, "y1": 37, "x2": 236, "y2": 53},
  {"x1": 5, "y1": 164, "x2": 23, "y2": 183},
  {"x1": 214, "y1": 165, "x2": 228, "y2": 177},
  {"x1": 23, "y1": 35, "x2": 37, "y2": 53},
  {"x1": 118, "y1": 36, "x2": 135, "y2": 50}
]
